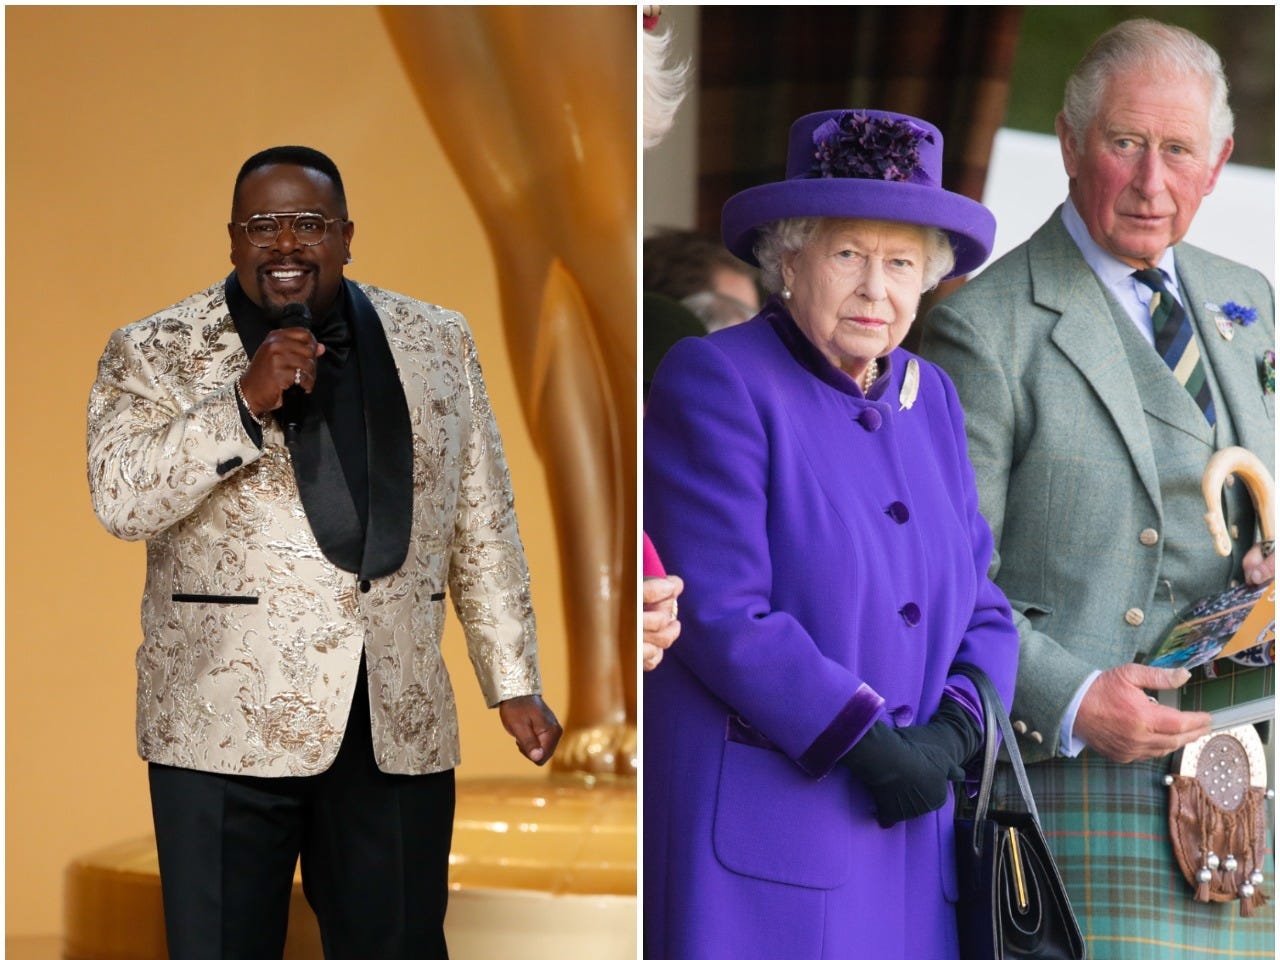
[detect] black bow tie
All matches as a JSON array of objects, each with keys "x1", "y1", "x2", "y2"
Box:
[{"x1": 311, "y1": 307, "x2": 353, "y2": 366}]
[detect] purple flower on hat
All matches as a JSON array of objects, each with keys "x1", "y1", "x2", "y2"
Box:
[
  {"x1": 1222, "y1": 301, "x2": 1257, "y2": 326},
  {"x1": 809, "y1": 111, "x2": 935, "y2": 183}
]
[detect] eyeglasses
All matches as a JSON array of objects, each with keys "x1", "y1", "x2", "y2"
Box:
[{"x1": 230, "y1": 212, "x2": 348, "y2": 248}]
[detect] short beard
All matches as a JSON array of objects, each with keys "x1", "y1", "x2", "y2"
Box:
[{"x1": 261, "y1": 295, "x2": 309, "y2": 322}]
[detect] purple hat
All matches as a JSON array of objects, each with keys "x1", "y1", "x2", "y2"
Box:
[{"x1": 721, "y1": 110, "x2": 996, "y2": 279}]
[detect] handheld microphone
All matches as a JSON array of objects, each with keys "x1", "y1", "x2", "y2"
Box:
[{"x1": 277, "y1": 302, "x2": 313, "y2": 442}]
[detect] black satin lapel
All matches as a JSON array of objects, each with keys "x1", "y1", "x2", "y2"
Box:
[
  {"x1": 287, "y1": 408, "x2": 366, "y2": 574},
  {"x1": 348, "y1": 281, "x2": 413, "y2": 579},
  {"x1": 227, "y1": 271, "x2": 365, "y2": 572},
  {"x1": 225, "y1": 272, "x2": 270, "y2": 358}
]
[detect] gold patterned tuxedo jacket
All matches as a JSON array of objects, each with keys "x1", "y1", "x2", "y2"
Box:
[{"x1": 88, "y1": 279, "x2": 542, "y2": 776}]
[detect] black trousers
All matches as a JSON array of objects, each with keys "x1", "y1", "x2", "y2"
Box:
[{"x1": 149, "y1": 660, "x2": 454, "y2": 960}]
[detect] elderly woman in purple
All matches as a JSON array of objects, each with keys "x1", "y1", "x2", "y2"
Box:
[{"x1": 643, "y1": 110, "x2": 1020, "y2": 959}]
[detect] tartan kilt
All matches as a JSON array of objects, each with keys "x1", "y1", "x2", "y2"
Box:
[{"x1": 993, "y1": 752, "x2": 1274, "y2": 959}]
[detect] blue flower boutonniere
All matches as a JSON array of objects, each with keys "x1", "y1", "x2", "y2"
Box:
[
  {"x1": 1223, "y1": 301, "x2": 1258, "y2": 325},
  {"x1": 1206, "y1": 300, "x2": 1258, "y2": 341}
]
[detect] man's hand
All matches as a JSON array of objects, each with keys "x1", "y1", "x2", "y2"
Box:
[
  {"x1": 1243, "y1": 543, "x2": 1275, "y2": 586},
  {"x1": 498, "y1": 695, "x2": 562, "y2": 766},
  {"x1": 642, "y1": 574, "x2": 683, "y2": 671},
  {"x1": 1074, "y1": 663, "x2": 1211, "y2": 762},
  {"x1": 238, "y1": 328, "x2": 326, "y2": 417}
]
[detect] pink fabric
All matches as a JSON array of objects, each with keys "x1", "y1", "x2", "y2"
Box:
[{"x1": 643, "y1": 532, "x2": 666, "y2": 578}]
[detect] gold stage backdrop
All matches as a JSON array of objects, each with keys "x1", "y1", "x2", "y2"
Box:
[{"x1": 6, "y1": 6, "x2": 575, "y2": 940}]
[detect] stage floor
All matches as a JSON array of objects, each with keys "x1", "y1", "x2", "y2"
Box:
[{"x1": 61, "y1": 774, "x2": 636, "y2": 959}]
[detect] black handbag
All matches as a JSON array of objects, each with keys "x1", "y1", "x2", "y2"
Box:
[{"x1": 951, "y1": 663, "x2": 1085, "y2": 960}]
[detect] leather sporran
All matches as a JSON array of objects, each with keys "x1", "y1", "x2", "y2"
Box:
[
  {"x1": 951, "y1": 664, "x2": 1085, "y2": 960},
  {"x1": 1166, "y1": 725, "x2": 1270, "y2": 916}
]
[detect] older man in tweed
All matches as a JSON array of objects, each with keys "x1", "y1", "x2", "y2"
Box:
[{"x1": 920, "y1": 19, "x2": 1274, "y2": 959}]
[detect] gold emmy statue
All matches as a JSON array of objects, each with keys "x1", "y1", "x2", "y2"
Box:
[{"x1": 384, "y1": 6, "x2": 639, "y2": 776}]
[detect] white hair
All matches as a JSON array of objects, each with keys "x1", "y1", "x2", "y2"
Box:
[
  {"x1": 644, "y1": 28, "x2": 689, "y2": 150},
  {"x1": 754, "y1": 217, "x2": 956, "y2": 293},
  {"x1": 1062, "y1": 18, "x2": 1233, "y2": 155}
]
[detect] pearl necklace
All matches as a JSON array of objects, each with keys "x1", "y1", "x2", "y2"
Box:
[{"x1": 861, "y1": 358, "x2": 879, "y2": 394}]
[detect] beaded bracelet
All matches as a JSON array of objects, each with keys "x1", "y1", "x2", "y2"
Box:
[{"x1": 234, "y1": 377, "x2": 266, "y2": 428}]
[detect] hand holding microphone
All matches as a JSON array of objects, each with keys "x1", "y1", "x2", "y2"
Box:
[
  {"x1": 277, "y1": 303, "x2": 313, "y2": 441},
  {"x1": 237, "y1": 303, "x2": 326, "y2": 440}
]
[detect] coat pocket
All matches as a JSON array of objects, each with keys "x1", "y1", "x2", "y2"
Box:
[
  {"x1": 171, "y1": 593, "x2": 259, "y2": 605},
  {"x1": 712, "y1": 718, "x2": 851, "y2": 889}
]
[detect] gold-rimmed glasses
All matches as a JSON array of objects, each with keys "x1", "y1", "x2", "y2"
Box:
[{"x1": 230, "y1": 212, "x2": 347, "y2": 248}]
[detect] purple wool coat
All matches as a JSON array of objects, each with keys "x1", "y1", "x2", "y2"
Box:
[{"x1": 643, "y1": 301, "x2": 1020, "y2": 960}]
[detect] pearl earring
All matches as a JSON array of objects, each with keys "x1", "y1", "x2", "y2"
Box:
[{"x1": 781, "y1": 287, "x2": 792, "y2": 301}]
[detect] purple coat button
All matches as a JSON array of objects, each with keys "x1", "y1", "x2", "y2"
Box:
[
  {"x1": 899, "y1": 602, "x2": 921, "y2": 626},
  {"x1": 857, "y1": 408, "x2": 882, "y2": 431},
  {"x1": 886, "y1": 501, "x2": 910, "y2": 524}
]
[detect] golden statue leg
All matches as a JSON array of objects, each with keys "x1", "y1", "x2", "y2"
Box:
[
  {"x1": 528, "y1": 259, "x2": 635, "y2": 774},
  {"x1": 382, "y1": 7, "x2": 638, "y2": 774}
]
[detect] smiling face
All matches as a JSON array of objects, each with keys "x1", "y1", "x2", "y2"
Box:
[
  {"x1": 1059, "y1": 68, "x2": 1231, "y2": 270},
  {"x1": 780, "y1": 218, "x2": 927, "y2": 380},
  {"x1": 229, "y1": 163, "x2": 354, "y2": 318}
]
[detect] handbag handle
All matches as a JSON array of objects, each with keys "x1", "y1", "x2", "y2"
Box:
[{"x1": 951, "y1": 662, "x2": 1041, "y2": 855}]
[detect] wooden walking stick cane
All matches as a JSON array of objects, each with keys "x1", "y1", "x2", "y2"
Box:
[{"x1": 1202, "y1": 446, "x2": 1274, "y2": 562}]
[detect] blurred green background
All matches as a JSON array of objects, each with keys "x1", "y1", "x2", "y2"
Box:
[{"x1": 1006, "y1": 6, "x2": 1273, "y2": 167}]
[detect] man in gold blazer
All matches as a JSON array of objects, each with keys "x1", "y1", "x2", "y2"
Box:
[
  {"x1": 87, "y1": 146, "x2": 561, "y2": 960},
  {"x1": 920, "y1": 20, "x2": 1273, "y2": 958}
]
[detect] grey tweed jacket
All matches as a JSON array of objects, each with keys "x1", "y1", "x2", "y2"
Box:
[{"x1": 920, "y1": 210, "x2": 1274, "y2": 762}]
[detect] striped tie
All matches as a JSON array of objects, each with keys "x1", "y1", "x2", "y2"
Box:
[{"x1": 1132, "y1": 268, "x2": 1216, "y2": 425}]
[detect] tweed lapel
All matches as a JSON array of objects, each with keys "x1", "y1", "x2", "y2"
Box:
[
  {"x1": 348, "y1": 281, "x2": 413, "y2": 580},
  {"x1": 1176, "y1": 245, "x2": 1271, "y2": 456},
  {"x1": 1033, "y1": 214, "x2": 1162, "y2": 513}
]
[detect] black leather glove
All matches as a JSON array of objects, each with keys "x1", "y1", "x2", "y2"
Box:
[
  {"x1": 898, "y1": 697, "x2": 982, "y2": 771},
  {"x1": 839, "y1": 699, "x2": 981, "y2": 828}
]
